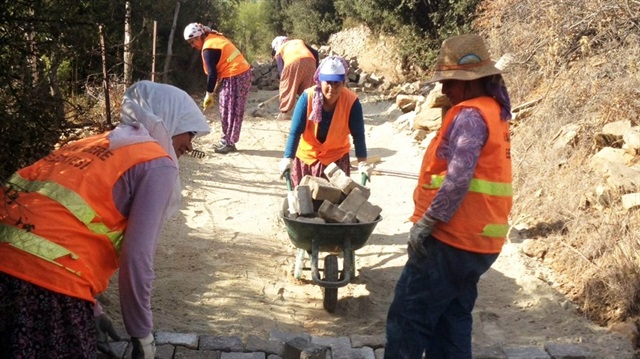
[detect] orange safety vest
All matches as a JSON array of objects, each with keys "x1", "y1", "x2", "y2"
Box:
[
  {"x1": 0, "y1": 133, "x2": 171, "y2": 302},
  {"x1": 412, "y1": 97, "x2": 512, "y2": 254},
  {"x1": 296, "y1": 87, "x2": 358, "y2": 165},
  {"x1": 202, "y1": 34, "x2": 250, "y2": 79},
  {"x1": 278, "y1": 39, "x2": 314, "y2": 66}
]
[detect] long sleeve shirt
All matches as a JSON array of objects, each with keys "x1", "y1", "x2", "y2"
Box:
[
  {"x1": 284, "y1": 93, "x2": 366, "y2": 159},
  {"x1": 426, "y1": 108, "x2": 488, "y2": 223},
  {"x1": 113, "y1": 157, "x2": 176, "y2": 338},
  {"x1": 203, "y1": 49, "x2": 222, "y2": 93}
]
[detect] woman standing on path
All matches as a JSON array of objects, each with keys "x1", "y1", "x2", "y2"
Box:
[
  {"x1": 384, "y1": 33, "x2": 513, "y2": 359},
  {"x1": 184, "y1": 22, "x2": 252, "y2": 154},
  {"x1": 271, "y1": 36, "x2": 319, "y2": 121},
  {"x1": 278, "y1": 55, "x2": 372, "y2": 187}
]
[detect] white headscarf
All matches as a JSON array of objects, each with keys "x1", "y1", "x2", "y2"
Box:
[
  {"x1": 111, "y1": 80, "x2": 210, "y2": 218},
  {"x1": 271, "y1": 36, "x2": 289, "y2": 53}
]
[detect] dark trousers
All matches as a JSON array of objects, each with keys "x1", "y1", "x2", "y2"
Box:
[{"x1": 384, "y1": 235, "x2": 499, "y2": 359}]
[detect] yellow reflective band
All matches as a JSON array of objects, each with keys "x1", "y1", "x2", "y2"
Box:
[
  {"x1": 8, "y1": 173, "x2": 123, "y2": 248},
  {"x1": 0, "y1": 224, "x2": 82, "y2": 276},
  {"x1": 227, "y1": 49, "x2": 240, "y2": 63},
  {"x1": 422, "y1": 175, "x2": 512, "y2": 197},
  {"x1": 480, "y1": 224, "x2": 510, "y2": 237},
  {"x1": 88, "y1": 223, "x2": 124, "y2": 249},
  {"x1": 9, "y1": 174, "x2": 96, "y2": 223}
]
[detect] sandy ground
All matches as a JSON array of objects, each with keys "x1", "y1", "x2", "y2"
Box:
[{"x1": 101, "y1": 89, "x2": 635, "y2": 358}]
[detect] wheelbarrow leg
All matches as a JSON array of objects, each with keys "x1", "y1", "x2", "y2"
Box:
[
  {"x1": 294, "y1": 248, "x2": 307, "y2": 279},
  {"x1": 323, "y1": 255, "x2": 339, "y2": 312},
  {"x1": 347, "y1": 250, "x2": 356, "y2": 280}
]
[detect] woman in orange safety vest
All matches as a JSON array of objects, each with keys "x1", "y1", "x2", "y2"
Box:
[
  {"x1": 184, "y1": 22, "x2": 252, "y2": 154},
  {"x1": 0, "y1": 81, "x2": 210, "y2": 359},
  {"x1": 271, "y1": 36, "x2": 319, "y2": 120},
  {"x1": 384, "y1": 34, "x2": 514, "y2": 359},
  {"x1": 277, "y1": 55, "x2": 373, "y2": 187}
]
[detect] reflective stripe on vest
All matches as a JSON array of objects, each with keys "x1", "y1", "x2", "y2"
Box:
[
  {"x1": 226, "y1": 49, "x2": 241, "y2": 63},
  {"x1": 6, "y1": 173, "x2": 124, "y2": 255},
  {"x1": 481, "y1": 224, "x2": 510, "y2": 238},
  {"x1": 422, "y1": 174, "x2": 513, "y2": 197},
  {"x1": 0, "y1": 224, "x2": 82, "y2": 275}
]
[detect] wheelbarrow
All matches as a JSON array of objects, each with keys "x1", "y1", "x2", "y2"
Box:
[{"x1": 280, "y1": 171, "x2": 382, "y2": 312}]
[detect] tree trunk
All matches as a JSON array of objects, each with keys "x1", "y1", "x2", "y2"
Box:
[
  {"x1": 151, "y1": 21, "x2": 157, "y2": 82},
  {"x1": 123, "y1": 1, "x2": 133, "y2": 87},
  {"x1": 99, "y1": 25, "x2": 112, "y2": 129},
  {"x1": 162, "y1": 1, "x2": 181, "y2": 84}
]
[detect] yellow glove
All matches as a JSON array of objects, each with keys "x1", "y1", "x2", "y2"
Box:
[{"x1": 203, "y1": 92, "x2": 214, "y2": 110}]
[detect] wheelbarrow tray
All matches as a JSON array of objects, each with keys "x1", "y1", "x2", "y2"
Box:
[{"x1": 280, "y1": 199, "x2": 381, "y2": 253}]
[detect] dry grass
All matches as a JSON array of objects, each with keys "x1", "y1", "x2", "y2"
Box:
[{"x1": 475, "y1": 0, "x2": 640, "y2": 327}]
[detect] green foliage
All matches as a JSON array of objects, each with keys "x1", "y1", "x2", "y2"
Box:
[
  {"x1": 0, "y1": 0, "x2": 484, "y2": 176},
  {"x1": 231, "y1": 1, "x2": 278, "y2": 62},
  {"x1": 280, "y1": 0, "x2": 341, "y2": 45}
]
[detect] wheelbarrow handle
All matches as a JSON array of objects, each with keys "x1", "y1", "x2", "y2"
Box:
[
  {"x1": 361, "y1": 172, "x2": 369, "y2": 186},
  {"x1": 284, "y1": 169, "x2": 293, "y2": 191}
]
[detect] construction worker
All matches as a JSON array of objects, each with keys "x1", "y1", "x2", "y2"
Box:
[
  {"x1": 278, "y1": 55, "x2": 373, "y2": 187},
  {"x1": 0, "y1": 80, "x2": 210, "y2": 359},
  {"x1": 184, "y1": 22, "x2": 252, "y2": 154},
  {"x1": 271, "y1": 36, "x2": 319, "y2": 120},
  {"x1": 384, "y1": 34, "x2": 513, "y2": 359}
]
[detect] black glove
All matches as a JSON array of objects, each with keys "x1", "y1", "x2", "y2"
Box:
[
  {"x1": 132, "y1": 333, "x2": 156, "y2": 359},
  {"x1": 407, "y1": 216, "x2": 437, "y2": 258},
  {"x1": 96, "y1": 313, "x2": 121, "y2": 357}
]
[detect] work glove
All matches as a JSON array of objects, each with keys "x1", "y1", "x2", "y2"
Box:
[
  {"x1": 131, "y1": 333, "x2": 156, "y2": 359},
  {"x1": 407, "y1": 216, "x2": 437, "y2": 258},
  {"x1": 279, "y1": 157, "x2": 293, "y2": 179},
  {"x1": 96, "y1": 313, "x2": 121, "y2": 357},
  {"x1": 358, "y1": 161, "x2": 374, "y2": 180},
  {"x1": 202, "y1": 92, "x2": 214, "y2": 110}
]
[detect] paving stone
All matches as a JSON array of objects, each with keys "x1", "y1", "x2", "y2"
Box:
[
  {"x1": 221, "y1": 353, "x2": 266, "y2": 359},
  {"x1": 155, "y1": 331, "x2": 199, "y2": 349},
  {"x1": 374, "y1": 348, "x2": 384, "y2": 359},
  {"x1": 200, "y1": 335, "x2": 244, "y2": 352},
  {"x1": 348, "y1": 346, "x2": 375, "y2": 359},
  {"x1": 156, "y1": 344, "x2": 176, "y2": 359},
  {"x1": 270, "y1": 330, "x2": 311, "y2": 343},
  {"x1": 473, "y1": 344, "x2": 507, "y2": 358},
  {"x1": 543, "y1": 343, "x2": 593, "y2": 359},
  {"x1": 283, "y1": 336, "x2": 327, "y2": 359},
  {"x1": 311, "y1": 336, "x2": 351, "y2": 359},
  {"x1": 349, "y1": 334, "x2": 385, "y2": 349},
  {"x1": 503, "y1": 346, "x2": 551, "y2": 359},
  {"x1": 245, "y1": 334, "x2": 285, "y2": 356},
  {"x1": 174, "y1": 346, "x2": 221, "y2": 359}
]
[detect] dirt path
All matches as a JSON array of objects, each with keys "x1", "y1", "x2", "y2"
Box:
[{"x1": 102, "y1": 89, "x2": 635, "y2": 358}]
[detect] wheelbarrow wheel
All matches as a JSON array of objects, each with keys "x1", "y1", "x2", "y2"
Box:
[{"x1": 323, "y1": 255, "x2": 339, "y2": 312}]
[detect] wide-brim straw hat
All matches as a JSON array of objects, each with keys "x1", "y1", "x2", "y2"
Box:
[{"x1": 427, "y1": 34, "x2": 502, "y2": 83}]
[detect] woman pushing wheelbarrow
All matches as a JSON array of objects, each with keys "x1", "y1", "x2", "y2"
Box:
[{"x1": 277, "y1": 55, "x2": 381, "y2": 312}]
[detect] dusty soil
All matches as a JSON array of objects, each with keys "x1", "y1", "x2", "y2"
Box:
[{"x1": 100, "y1": 89, "x2": 636, "y2": 358}]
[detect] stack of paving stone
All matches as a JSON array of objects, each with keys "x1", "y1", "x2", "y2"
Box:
[{"x1": 285, "y1": 163, "x2": 381, "y2": 224}]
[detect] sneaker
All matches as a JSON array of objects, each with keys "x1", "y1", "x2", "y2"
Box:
[
  {"x1": 214, "y1": 144, "x2": 237, "y2": 154},
  {"x1": 212, "y1": 139, "x2": 227, "y2": 150}
]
